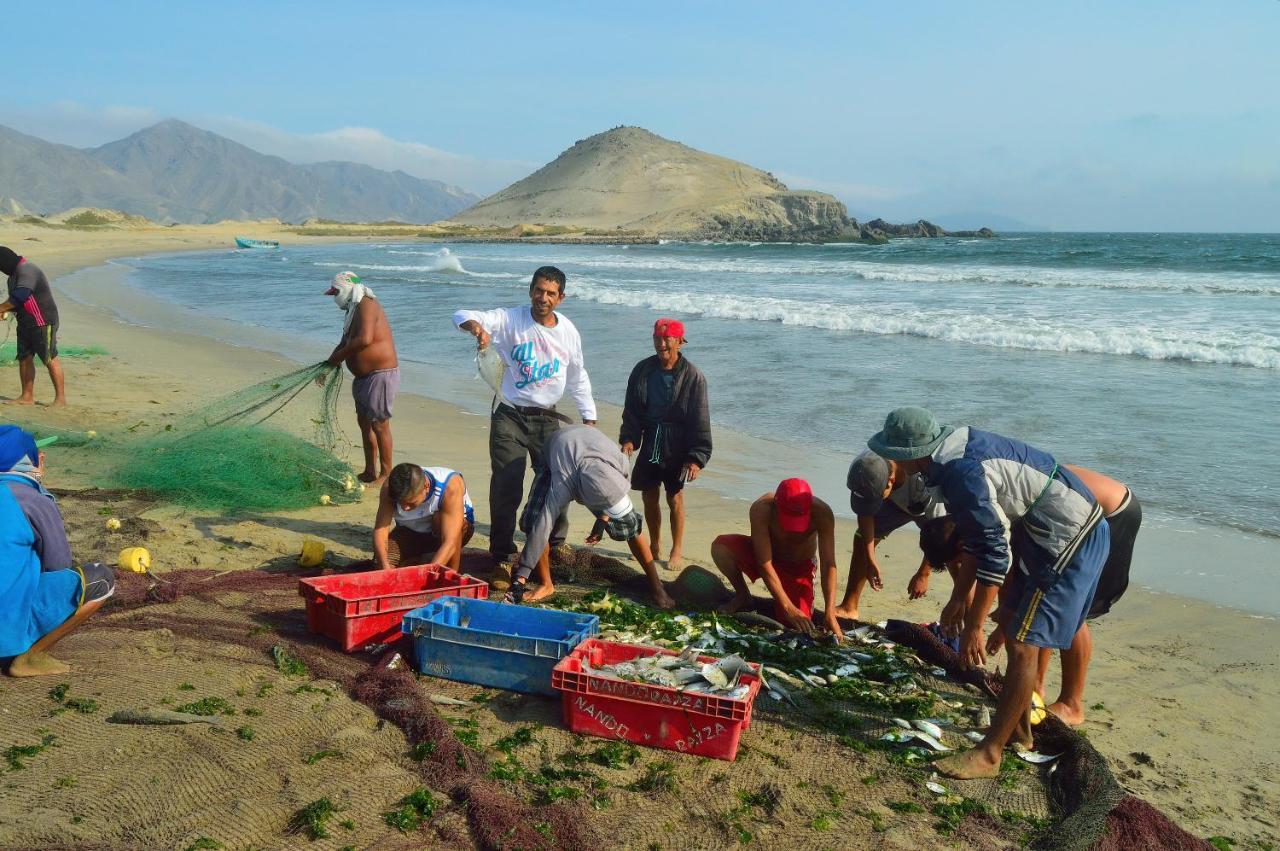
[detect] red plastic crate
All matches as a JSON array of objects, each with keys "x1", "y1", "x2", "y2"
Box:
[
  {"x1": 551, "y1": 639, "x2": 762, "y2": 761},
  {"x1": 297, "y1": 564, "x2": 487, "y2": 652}
]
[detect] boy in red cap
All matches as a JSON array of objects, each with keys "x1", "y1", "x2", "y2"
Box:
[
  {"x1": 710, "y1": 478, "x2": 844, "y2": 639},
  {"x1": 620, "y1": 317, "x2": 712, "y2": 571}
]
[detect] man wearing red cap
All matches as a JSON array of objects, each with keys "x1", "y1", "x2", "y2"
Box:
[
  {"x1": 711, "y1": 479, "x2": 843, "y2": 639},
  {"x1": 619, "y1": 318, "x2": 712, "y2": 571}
]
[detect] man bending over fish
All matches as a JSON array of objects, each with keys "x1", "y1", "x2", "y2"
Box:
[
  {"x1": 507, "y1": 425, "x2": 673, "y2": 609},
  {"x1": 711, "y1": 478, "x2": 844, "y2": 641},
  {"x1": 864, "y1": 407, "x2": 1109, "y2": 779},
  {"x1": 373, "y1": 462, "x2": 475, "y2": 572}
]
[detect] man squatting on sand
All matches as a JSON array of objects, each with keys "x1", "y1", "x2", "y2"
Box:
[
  {"x1": 844, "y1": 444, "x2": 1141, "y2": 726},
  {"x1": 0, "y1": 426, "x2": 115, "y2": 677},
  {"x1": 711, "y1": 478, "x2": 846, "y2": 642},
  {"x1": 864, "y1": 407, "x2": 1110, "y2": 779},
  {"x1": 507, "y1": 425, "x2": 673, "y2": 608},
  {"x1": 619, "y1": 317, "x2": 712, "y2": 571},
  {"x1": 373, "y1": 462, "x2": 476, "y2": 572},
  {"x1": 454, "y1": 266, "x2": 596, "y2": 586},
  {"x1": 0, "y1": 247, "x2": 67, "y2": 406},
  {"x1": 325, "y1": 271, "x2": 399, "y2": 486}
]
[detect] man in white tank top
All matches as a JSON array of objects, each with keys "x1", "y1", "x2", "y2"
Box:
[{"x1": 373, "y1": 463, "x2": 475, "y2": 571}]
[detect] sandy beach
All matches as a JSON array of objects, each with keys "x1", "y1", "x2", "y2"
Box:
[{"x1": 0, "y1": 220, "x2": 1276, "y2": 847}]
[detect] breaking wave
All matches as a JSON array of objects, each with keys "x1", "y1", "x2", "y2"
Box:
[
  {"x1": 569, "y1": 279, "x2": 1280, "y2": 369},
  {"x1": 314, "y1": 248, "x2": 510, "y2": 278}
]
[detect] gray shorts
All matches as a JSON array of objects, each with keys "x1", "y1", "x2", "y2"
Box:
[
  {"x1": 77, "y1": 562, "x2": 116, "y2": 606},
  {"x1": 352, "y1": 367, "x2": 400, "y2": 422}
]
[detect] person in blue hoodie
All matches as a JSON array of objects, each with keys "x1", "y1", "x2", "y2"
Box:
[
  {"x1": 0, "y1": 426, "x2": 114, "y2": 677},
  {"x1": 865, "y1": 407, "x2": 1109, "y2": 779}
]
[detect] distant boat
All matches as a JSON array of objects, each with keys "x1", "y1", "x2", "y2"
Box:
[{"x1": 235, "y1": 237, "x2": 280, "y2": 249}]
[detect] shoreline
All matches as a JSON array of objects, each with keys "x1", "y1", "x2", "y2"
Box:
[{"x1": 5, "y1": 221, "x2": 1279, "y2": 842}]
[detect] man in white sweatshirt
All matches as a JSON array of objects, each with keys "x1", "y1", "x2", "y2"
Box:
[{"x1": 453, "y1": 266, "x2": 596, "y2": 581}]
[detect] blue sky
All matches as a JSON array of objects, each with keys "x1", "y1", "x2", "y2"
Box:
[{"x1": 5, "y1": 1, "x2": 1279, "y2": 231}]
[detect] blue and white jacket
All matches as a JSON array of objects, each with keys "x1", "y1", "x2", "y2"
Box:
[{"x1": 925, "y1": 427, "x2": 1103, "y2": 588}]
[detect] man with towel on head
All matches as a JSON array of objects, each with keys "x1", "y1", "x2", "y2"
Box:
[
  {"x1": 506, "y1": 424, "x2": 673, "y2": 608},
  {"x1": 325, "y1": 271, "x2": 399, "y2": 487},
  {"x1": 0, "y1": 247, "x2": 67, "y2": 406},
  {"x1": 0, "y1": 425, "x2": 114, "y2": 677},
  {"x1": 863, "y1": 407, "x2": 1110, "y2": 779}
]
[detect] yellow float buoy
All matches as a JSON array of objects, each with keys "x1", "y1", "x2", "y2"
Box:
[
  {"x1": 298, "y1": 539, "x2": 326, "y2": 568},
  {"x1": 1030, "y1": 690, "x2": 1048, "y2": 725},
  {"x1": 319, "y1": 494, "x2": 332, "y2": 506},
  {"x1": 105, "y1": 517, "x2": 122, "y2": 531},
  {"x1": 118, "y1": 546, "x2": 151, "y2": 574}
]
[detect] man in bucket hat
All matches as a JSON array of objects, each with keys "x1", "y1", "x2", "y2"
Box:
[
  {"x1": 508, "y1": 425, "x2": 673, "y2": 609},
  {"x1": 619, "y1": 317, "x2": 712, "y2": 572},
  {"x1": 866, "y1": 407, "x2": 1109, "y2": 779}
]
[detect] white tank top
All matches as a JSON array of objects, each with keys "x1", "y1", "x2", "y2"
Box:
[{"x1": 394, "y1": 466, "x2": 474, "y2": 533}]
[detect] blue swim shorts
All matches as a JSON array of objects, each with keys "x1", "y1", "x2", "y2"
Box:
[{"x1": 1004, "y1": 519, "x2": 1110, "y2": 650}]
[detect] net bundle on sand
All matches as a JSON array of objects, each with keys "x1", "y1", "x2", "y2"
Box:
[
  {"x1": 883, "y1": 620, "x2": 1214, "y2": 851},
  {"x1": 100, "y1": 569, "x2": 597, "y2": 851},
  {"x1": 104, "y1": 362, "x2": 363, "y2": 513}
]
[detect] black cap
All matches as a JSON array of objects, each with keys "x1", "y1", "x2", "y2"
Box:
[{"x1": 847, "y1": 450, "x2": 890, "y2": 516}]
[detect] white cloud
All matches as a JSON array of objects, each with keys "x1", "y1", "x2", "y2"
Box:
[{"x1": 2, "y1": 101, "x2": 536, "y2": 195}]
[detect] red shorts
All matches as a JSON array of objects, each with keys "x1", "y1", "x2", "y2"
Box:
[{"x1": 713, "y1": 534, "x2": 815, "y2": 619}]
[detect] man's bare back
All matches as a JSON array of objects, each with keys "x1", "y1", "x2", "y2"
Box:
[{"x1": 344, "y1": 299, "x2": 398, "y2": 377}]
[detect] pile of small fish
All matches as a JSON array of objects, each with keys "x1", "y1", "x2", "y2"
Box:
[{"x1": 588, "y1": 646, "x2": 755, "y2": 701}]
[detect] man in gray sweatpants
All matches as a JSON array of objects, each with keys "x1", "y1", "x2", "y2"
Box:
[{"x1": 507, "y1": 426, "x2": 674, "y2": 609}]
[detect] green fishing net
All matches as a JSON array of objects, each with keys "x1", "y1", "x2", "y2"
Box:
[{"x1": 104, "y1": 362, "x2": 363, "y2": 512}]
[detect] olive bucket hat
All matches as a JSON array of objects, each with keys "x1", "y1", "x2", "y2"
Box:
[{"x1": 867, "y1": 406, "x2": 955, "y2": 461}]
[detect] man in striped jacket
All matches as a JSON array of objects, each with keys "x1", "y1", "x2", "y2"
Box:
[{"x1": 866, "y1": 407, "x2": 1109, "y2": 779}]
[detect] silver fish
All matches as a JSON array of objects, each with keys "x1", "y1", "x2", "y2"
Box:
[
  {"x1": 764, "y1": 666, "x2": 806, "y2": 689},
  {"x1": 768, "y1": 690, "x2": 784, "y2": 701},
  {"x1": 1015, "y1": 749, "x2": 1061, "y2": 764},
  {"x1": 834, "y1": 663, "x2": 861, "y2": 677},
  {"x1": 976, "y1": 707, "x2": 992, "y2": 727},
  {"x1": 880, "y1": 730, "x2": 915, "y2": 744},
  {"x1": 926, "y1": 781, "x2": 949, "y2": 795},
  {"x1": 910, "y1": 732, "x2": 951, "y2": 752},
  {"x1": 891, "y1": 718, "x2": 913, "y2": 730},
  {"x1": 912, "y1": 720, "x2": 944, "y2": 740},
  {"x1": 800, "y1": 673, "x2": 827, "y2": 688},
  {"x1": 930, "y1": 667, "x2": 948, "y2": 677},
  {"x1": 429, "y1": 694, "x2": 472, "y2": 707},
  {"x1": 965, "y1": 731, "x2": 986, "y2": 742}
]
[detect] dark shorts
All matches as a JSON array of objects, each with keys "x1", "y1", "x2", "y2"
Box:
[
  {"x1": 16, "y1": 324, "x2": 57, "y2": 365},
  {"x1": 352, "y1": 367, "x2": 399, "y2": 422},
  {"x1": 387, "y1": 522, "x2": 475, "y2": 566},
  {"x1": 1004, "y1": 520, "x2": 1109, "y2": 650},
  {"x1": 1089, "y1": 491, "x2": 1140, "y2": 618},
  {"x1": 631, "y1": 457, "x2": 686, "y2": 495},
  {"x1": 75, "y1": 562, "x2": 116, "y2": 606},
  {"x1": 713, "y1": 533, "x2": 815, "y2": 619}
]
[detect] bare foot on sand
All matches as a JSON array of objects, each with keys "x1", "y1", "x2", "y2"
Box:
[
  {"x1": 9, "y1": 650, "x2": 71, "y2": 677},
  {"x1": 831, "y1": 603, "x2": 860, "y2": 622},
  {"x1": 524, "y1": 582, "x2": 556, "y2": 602},
  {"x1": 934, "y1": 748, "x2": 1001, "y2": 779},
  {"x1": 652, "y1": 588, "x2": 676, "y2": 610},
  {"x1": 7, "y1": 397, "x2": 35, "y2": 406},
  {"x1": 357, "y1": 469, "x2": 379, "y2": 484},
  {"x1": 717, "y1": 591, "x2": 752, "y2": 615},
  {"x1": 50, "y1": 398, "x2": 67, "y2": 408},
  {"x1": 1047, "y1": 700, "x2": 1085, "y2": 727},
  {"x1": 666, "y1": 552, "x2": 685, "y2": 572}
]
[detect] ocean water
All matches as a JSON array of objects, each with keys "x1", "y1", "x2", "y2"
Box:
[{"x1": 107, "y1": 234, "x2": 1280, "y2": 611}]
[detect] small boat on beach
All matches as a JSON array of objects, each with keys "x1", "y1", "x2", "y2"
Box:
[{"x1": 235, "y1": 237, "x2": 280, "y2": 249}]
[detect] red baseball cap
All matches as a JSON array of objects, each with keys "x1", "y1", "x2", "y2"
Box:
[
  {"x1": 775, "y1": 478, "x2": 813, "y2": 533},
  {"x1": 653, "y1": 318, "x2": 686, "y2": 340}
]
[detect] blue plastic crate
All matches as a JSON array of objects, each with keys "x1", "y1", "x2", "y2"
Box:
[{"x1": 402, "y1": 598, "x2": 599, "y2": 696}]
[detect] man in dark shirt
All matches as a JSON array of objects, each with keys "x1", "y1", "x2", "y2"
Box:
[
  {"x1": 0, "y1": 248, "x2": 66, "y2": 406},
  {"x1": 619, "y1": 318, "x2": 712, "y2": 571}
]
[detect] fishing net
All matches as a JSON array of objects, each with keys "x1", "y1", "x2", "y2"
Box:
[
  {"x1": 101, "y1": 362, "x2": 363, "y2": 513},
  {"x1": 0, "y1": 343, "x2": 107, "y2": 361}
]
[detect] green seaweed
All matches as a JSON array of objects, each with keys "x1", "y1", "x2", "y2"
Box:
[
  {"x1": 288, "y1": 798, "x2": 337, "y2": 840},
  {"x1": 174, "y1": 697, "x2": 235, "y2": 717},
  {"x1": 382, "y1": 788, "x2": 437, "y2": 833},
  {"x1": 303, "y1": 749, "x2": 343, "y2": 765},
  {"x1": 4, "y1": 733, "x2": 57, "y2": 771}
]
